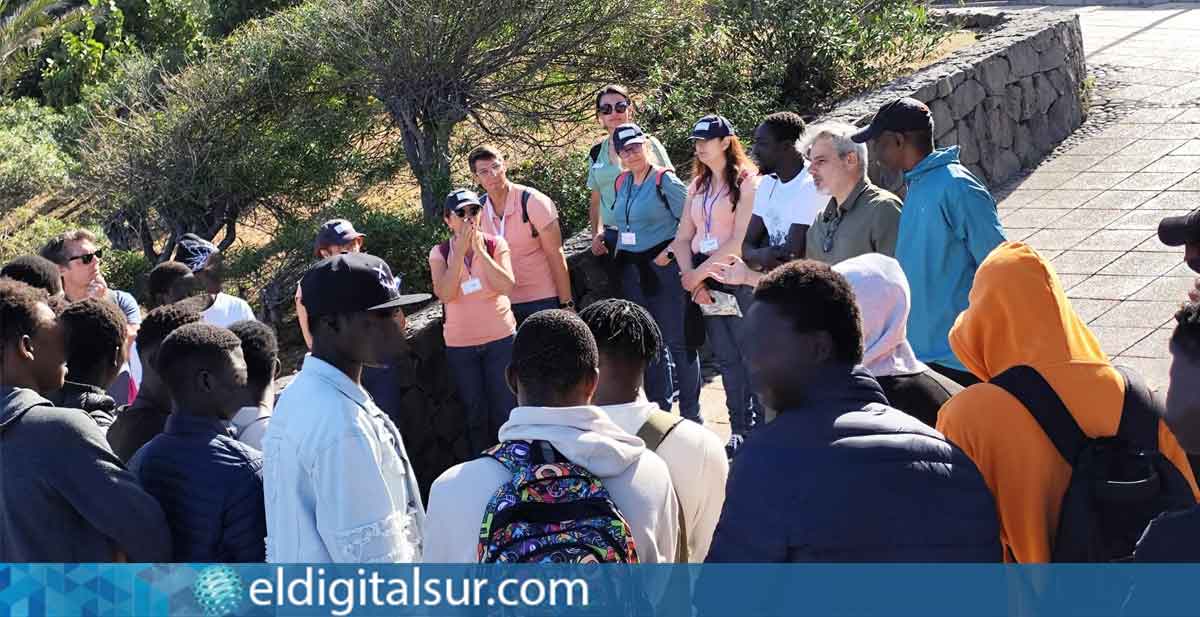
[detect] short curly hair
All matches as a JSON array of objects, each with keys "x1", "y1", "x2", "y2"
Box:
[
  {"x1": 760, "y1": 111, "x2": 807, "y2": 144},
  {"x1": 753, "y1": 260, "x2": 864, "y2": 364},
  {"x1": 511, "y1": 309, "x2": 599, "y2": 402},
  {"x1": 1172, "y1": 302, "x2": 1200, "y2": 362},
  {"x1": 148, "y1": 261, "x2": 193, "y2": 301},
  {"x1": 60, "y1": 298, "x2": 127, "y2": 377},
  {"x1": 137, "y1": 303, "x2": 203, "y2": 352},
  {"x1": 157, "y1": 323, "x2": 242, "y2": 395},
  {"x1": 1, "y1": 255, "x2": 63, "y2": 296},
  {"x1": 228, "y1": 320, "x2": 278, "y2": 389},
  {"x1": 579, "y1": 299, "x2": 661, "y2": 365},
  {"x1": 0, "y1": 278, "x2": 50, "y2": 345}
]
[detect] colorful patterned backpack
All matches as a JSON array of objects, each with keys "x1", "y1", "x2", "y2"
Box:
[{"x1": 477, "y1": 440, "x2": 641, "y2": 563}]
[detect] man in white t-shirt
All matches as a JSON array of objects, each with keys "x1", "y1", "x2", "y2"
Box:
[
  {"x1": 580, "y1": 299, "x2": 727, "y2": 561},
  {"x1": 174, "y1": 233, "x2": 257, "y2": 327},
  {"x1": 744, "y1": 112, "x2": 825, "y2": 272}
]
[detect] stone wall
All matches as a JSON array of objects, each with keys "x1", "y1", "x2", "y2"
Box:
[
  {"x1": 817, "y1": 10, "x2": 1087, "y2": 195},
  {"x1": 384, "y1": 11, "x2": 1088, "y2": 500}
]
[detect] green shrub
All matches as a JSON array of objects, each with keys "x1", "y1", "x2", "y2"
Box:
[
  {"x1": 0, "y1": 99, "x2": 75, "y2": 205},
  {"x1": 504, "y1": 150, "x2": 591, "y2": 238}
]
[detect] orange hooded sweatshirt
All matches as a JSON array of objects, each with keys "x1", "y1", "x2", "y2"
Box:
[{"x1": 936, "y1": 242, "x2": 1199, "y2": 563}]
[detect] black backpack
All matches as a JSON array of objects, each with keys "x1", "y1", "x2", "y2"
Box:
[{"x1": 991, "y1": 365, "x2": 1197, "y2": 562}]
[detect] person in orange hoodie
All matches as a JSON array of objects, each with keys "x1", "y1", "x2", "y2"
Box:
[{"x1": 936, "y1": 242, "x2": 1200, "y2": 563}]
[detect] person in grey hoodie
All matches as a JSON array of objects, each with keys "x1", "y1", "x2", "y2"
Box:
[
  {"x1": 423, "y1": 309, "x2": 680, "y2": 563},
  {"x1": 48, "y1": 297, "x2": 129, "y2": 429},
  {"x1": 0, "y1": 279, "x2": 171, "y2": 562}
]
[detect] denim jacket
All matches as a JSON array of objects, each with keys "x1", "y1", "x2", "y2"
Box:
[{"x1": 263, "y1": 356, "x2": 425, "y2": 563}]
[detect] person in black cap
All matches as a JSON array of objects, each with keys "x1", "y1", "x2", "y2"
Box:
[
  {"x1": 670, "y1": 113, "x2": 761, "y2": 453},
  {"x1": 264, "y1": 252, "x2": 429, "y2": 563},
  {"x1": 1158, "y1": 209, "x2": 1200, "y2": 281},
  {"x1": 851, "y1": 97, "x2": 1005, "y2": 387},
  {"x1": 606, "y1": 122, "x2": 701, "y2": 424},
  {"x1": 297, "y1": 219, "x2": 367, "y2": 350},
  {"x1": 430, "y1": 189, "x2": 518, "y2": 454},
  {"x1": 174, "y1": 233, "x2": 257, "y2": 328},
  {"x1": 745, "y1": 111, "x2": 825, "y2": 271}
]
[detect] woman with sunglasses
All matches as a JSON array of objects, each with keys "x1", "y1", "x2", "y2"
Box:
[
  {"x1": 606, "y1": 123, "x2": 701, "y2": 424},
  {"x1": 429, "y1": 189, "x2": 517, "y2": 454},
  {"x1": 587, "y1": 84, "x2": 674, "y2": 257},
  {"x1": 669, "y1": 115, "x2": 760, "y2": 455}
]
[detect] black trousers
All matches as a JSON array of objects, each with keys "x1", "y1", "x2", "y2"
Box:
[{"x1": 928, "y1": 363, "x2": 982, "y2": 388}]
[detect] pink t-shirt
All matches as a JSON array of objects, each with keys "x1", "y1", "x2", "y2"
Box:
[
  {"x1": 428, "y1": 234, "x2": 517, "y2": 348},
  {"x1": 687, "y1": 176, "x2": 745, "y2": 256},
  {"x1": 480, "y1": 183, "x2": 559, "y2": 304}
]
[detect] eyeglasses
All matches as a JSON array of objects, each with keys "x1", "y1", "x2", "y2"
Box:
[
  {"x1": 454, "y1": 205, "x2": 482, "y2": 218},
  {"x1": 474, "y1": 162, "x2": 503, "y2": 178},
  {"x1": 598, "y1": 102, "x2": 630, "y2": 116},
  {"x1": 617, "y1": 145, "x2": 642, "y2": 158},
  {"x1": 68, "y1": 249, "x2": 103, "y2": 265}
]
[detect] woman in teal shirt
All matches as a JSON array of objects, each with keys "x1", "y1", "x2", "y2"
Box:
[
  {"x1": 587, "y1": 84, "x2": 673, "y2": 257},
  {"x1": 606, "y1": 122, "x2": 700, "y2": 422}
]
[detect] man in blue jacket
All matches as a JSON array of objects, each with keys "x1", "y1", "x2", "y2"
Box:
[
  {"x1": 703, "y1": 260, "x2": 1000, "y2": 564},
  {"x1": 130, "y1": 322, "x2": 266, "y2": 562},
  {"x1": 852, "y1": 97, "x2": 1006, "y2": 386}
]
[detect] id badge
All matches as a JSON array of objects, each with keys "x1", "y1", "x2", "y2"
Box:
[
  {"x1": 460, "y1": 277, "x2": 483, "y2": 295},
  {"x1": 621, "y1": 231, "x2": 637, "y2": 246},
  {"x1": 700, "y1": 235, "x2": 719, "y2": 254}
]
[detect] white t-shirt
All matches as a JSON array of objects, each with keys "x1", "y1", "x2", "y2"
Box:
[
  {"x1": 203, "y1": 292, "x2": 257, "y2": 328},
  {"x1": 752, "y1": 166, "x2": 824, "y2": 247}
]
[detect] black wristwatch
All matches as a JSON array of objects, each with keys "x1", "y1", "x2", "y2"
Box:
[{"x1": 560, "y1": 300, "x2": 575, "y2": 309}]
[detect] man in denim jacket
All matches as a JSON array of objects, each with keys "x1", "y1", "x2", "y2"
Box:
[{"x1": 263, "y1": 253, "x2": 431, "y2": 562}]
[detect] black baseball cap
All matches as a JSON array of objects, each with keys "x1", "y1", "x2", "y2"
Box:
[
  {"x1": 315, "y1": 219, "x2": 365, "y2": 253},
  {"x1": 689, "y1": 114, "x2": 735, "y2": 140},
  {"x1": 1158, "y1": 209, "x2": 1200, "y2": 246},
  {"x1": 300, "y1": 253, "x2": 431, "y2": 317},
  {"x1": 850, "y1": 97, "x2": 934, "y2": 144},
  {"x1": 444, "y1": 189, "x2": 483, "y2": 215},
  {"x1": 612, "y1": 123, "x2": 648, "y2": 152}
]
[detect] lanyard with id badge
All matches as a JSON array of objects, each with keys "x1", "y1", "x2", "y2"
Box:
[
  {"x1": 699, "y1": 183, "x2": 727, "y2": 255},
  {"x1": 621, "y1": 173, "x2": 657, "y2": 248},
  {"x1": 460, "y1": 249, "x2": 483, "y2": 295}
]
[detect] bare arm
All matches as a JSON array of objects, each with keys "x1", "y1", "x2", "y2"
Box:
[
  {"x1": 671, "y1": 185, "x2": 700, "y2": 291},
  {"x1": 537, "y1": 221, "x2": 573, "y2": 305},
  {"x1": 784, "y1": 224, "x2": 809, "y2": 262},
  {"x1": 475, "y1": 237, "x2": 515, "y2": 296},
  {"x1": 430, "y1": 244, "x2": 467, "y2": 303},
  {"x1": 742, "y1": 215, "x2": 776, "y2": 271},
  {"x1": 589, "y1": 190, "x2": 601, "y2": 236}
]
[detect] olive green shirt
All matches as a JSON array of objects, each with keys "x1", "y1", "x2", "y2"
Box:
[{"x1": 805, "y1": 180, "x2": 903, "y2": 265}]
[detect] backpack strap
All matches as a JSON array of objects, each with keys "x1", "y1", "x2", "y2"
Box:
[
  {"x1": 589, "y1": 141, "x2": 604, "y2": 165},
  {"x1": 654, "y1": 168, "x2": 676, "y2": 223},
  {"x1": 635, "y1": 410, "x2": 688, "y2": 562},
  {"x1": 990, "y1": 365, "x2": 1087, "y2": 464},
  {"x1": 440, "y1": 238, "x2": 496, "y2": 264},
  {"x1": 520, "y1": 190, "x2": 539, "y2": 238},
  {"x1": 1115, "y1": 365, "x2": 1160, "y2": 451},
  {"x1": 636, "y1": 410, "x2": 684, "y2": 452}
]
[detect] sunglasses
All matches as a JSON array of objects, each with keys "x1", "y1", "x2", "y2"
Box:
[
  {"x1": 822, "y1": 215, "x2": 842, "y2": 254},
  {"x1": 68, "y1": 249, "x2": 103, "y2": 265},
  {"x1": 598, "y1": 101, "x2": 630, "y2": 116},
  {"x1": 454, "y1": 205, "x2": 482, "y2": 218}
]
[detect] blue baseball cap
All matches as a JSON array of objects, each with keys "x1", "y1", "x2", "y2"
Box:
[
  {"x1": 612, "y1": 123, "x2": 648, "y2": 152},
  {"x1": 688, "y1": 114, "x2": 735, "y2": 140}
]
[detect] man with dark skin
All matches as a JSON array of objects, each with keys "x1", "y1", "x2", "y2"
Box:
[
  {"x1": 147, "y1": 261, "x2": 197, "y2": 309},
  {"x1": 743, "y1": 112, "x2": 824, "y2": 272},
  {"x1": 49, "y1": 298, "x2": 128, "y2": 428},
  {"x1": 174, "y1": 234, "x2": 256, "y2": 327},
  {"x1": 265, "y1": 252, "x2": 430, "y2": 563},
  {"x1": 130, "y1": 323, "x2": 265, "y2": 562},
  {"x1": 0, "y1": 279, "x2": 170, "y2": 562},
  {"x1": 106, "y1": 304, "x2": 203, "y2": 462}
]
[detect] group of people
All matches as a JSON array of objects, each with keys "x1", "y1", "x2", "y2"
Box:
[{"x1": 3, "y1": 84, "x2": 1200, "y2": 570}]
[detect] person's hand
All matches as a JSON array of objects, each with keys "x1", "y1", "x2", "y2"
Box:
[
  {"x1": 86, "y1": 274, "x2": 109, "y2": 299},
  {"x1": 470, "y1": 223, "x2": 487, "y2": 254},
  {"x1": 681, "y1": 268, "x2": 707, "y2": 292},
  {"x1": 693, "y1": 285, "x2": 714, "y2": 305},
  {"x1": 653, "y1": 248, "x2": 672, "y2": 267},
  {"x1": 453, "y1": 226, "x2": 472, "y2": 255},
  {"x1": 591, "y1": 231, "x2": 608, "y2": 256},
  {"x1": 711, "y1": 255, "x2": 757, "y2": 287}
]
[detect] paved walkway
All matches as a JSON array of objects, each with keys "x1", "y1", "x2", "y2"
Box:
[
  {"x1": 697, "y1": 4, "x2": 1200, "y2": 438},
  {"x1": 1000, "y1": 4, "x2": 1200, "y2": 392}
]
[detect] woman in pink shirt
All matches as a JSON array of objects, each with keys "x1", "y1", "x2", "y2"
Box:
[
  {"x1": 670, "y1": 114, "x2": 760, "y2": 456},
  {"x1": 430, "y1": 189, "x2": 518, "y2": 454}
]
